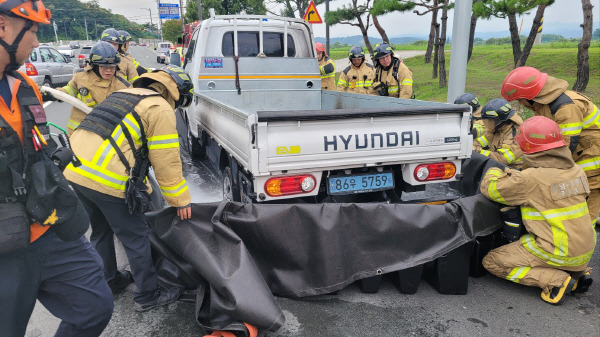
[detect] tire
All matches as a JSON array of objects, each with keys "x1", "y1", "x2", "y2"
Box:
[
  {"x1": 186, "y1": 122, "x2": 205, "y2": 159},
  {"x1": 156, "y1": 56, "x2": 161, "y2": 63},
  {"x1": 223, "y1": 166, "x2": 241, "y2": 202},
  {"x1": 42, "y1": 77, "x2": 52, "y2": 88}
]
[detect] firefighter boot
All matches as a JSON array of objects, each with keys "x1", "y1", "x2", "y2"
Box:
[
  {"x1": 108, "y1": 270, "x2": 133, "y2": 294},
  {"x1": 541, "y1": 276, "x2": 577, "y2": 305},
  {"x1": 572, "y1": 272, "x2": 593, "y2": 294}
]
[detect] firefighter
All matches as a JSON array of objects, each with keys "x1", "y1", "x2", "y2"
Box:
[
  {"x1": 100, "y1": 27, "x2": 138, "y2": 83},
  {"x1": 53, "y1": 41, "x2": 130, "y2": 136},
  {"x1": 502, "y1": 66, "x2": 600, "y2": 226},
  {"x1": 315, "y1": 42, "x2": 335, "y2": 90},
  {"x1": 481, "y1": 116, "x2": 595, "y2": 304},
  {"x1": 64, "y1": 65, "x2": 193, "y2": 312},
  {"x1": 473, "y1": 98, "x2": 523, "y2": 169},
  {"x1": 0, "y1": 0, "x2": 113, "y2": 335},
  {"x1": 454, "y1": 92, "x2": 484, "y2": 138},
  {"x1": 337, "y1": 45, "x2": 374, "y2": 95},
  {"x1": 118, "y1": 30, "x2": 148, "y2": 75},
  {"x1": 371, "y1": 42, "x2": 413, "y2": 99}
]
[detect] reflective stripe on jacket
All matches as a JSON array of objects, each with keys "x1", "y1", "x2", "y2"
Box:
[
  {"x1": 64, "y1": 88, "x2": 191, "y2": 207},
  {"x1": 476, "y1": 114, "x2": 524, "y2": 169},
  {"x1": 318, "y1": 56, "x2": 336, "y2": 90},
  {"x1": 337, "y1": 63, "x2": 375, "y2": 95},
  {"x1": 372, "y1": 59, "x2": 413, "y2": 99}
]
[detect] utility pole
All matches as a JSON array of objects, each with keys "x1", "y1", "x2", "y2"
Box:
[
  {"x1": 197, "y1": 0, "x2": 202, "y2": 22},
  {"x1": 157, "y1": 0, "x2": 163, "y2": 41},
  {"x1": 143, "y1": 8, "x2": 153, "y2": 28},
  {"x1": 447, "y1": 0, "x2": 472, "y2": 102},
  {"x1": 52, "y1": 21, "x2": 59, "y2": 43},
  {"x1": 325, "y1": 0, "x2": 330, "y2": 55},
  {"x1": 179, "y1": 0, "x2": 185, "y2": 36},
  {"x1": 84, "y1": 18, "x2": 89, "y2": 41}
]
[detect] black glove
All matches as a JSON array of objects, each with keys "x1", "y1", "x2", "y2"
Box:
[
  {"x1": 374, "y1": 82, "x2": 388, "y2": 96},
  {"x1": 41, "y1": 91, "x2": 56, "y2": 102},
  {"x1": 500, "y1": 206, "x2": 525, "y2": 242},
  {"x1": 51, "y1": 147, "x2": 75, "y2": 171}
]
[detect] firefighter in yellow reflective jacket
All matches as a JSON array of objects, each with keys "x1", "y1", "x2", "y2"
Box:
[
  {"x1": 502, "y1": 66, "x2": 600, "y2": 226},
  {"x1": 315, "y1": 42, "x2": 335, "y2": 90},
  {"x1": 337, "y1": 45, "x2": 374, "y2": 95},
  {"x1": 100, "y1": 28, "x2": 139, "y2": 83},
  {"x1": 454, "y1": 93, "x2": 484, "y2": 138},
  {"x1": 371, "y1": 43, "x2": 413, "y2": 99},
  {"x1": 118, "y1": 30, "x2": 148, "y2": 75},
  {"x1": 57, "y1": 41, "x2": 130, "y2": 136},
  {"x1": 473, "y1": 98, "x2": 523, "y2": 169},
  {"x1": 64, "y1": 65, "x2": 193, "y2": 312},
  {"x1": 481, "y1": 116, "x2": 595, "y2": 304}
]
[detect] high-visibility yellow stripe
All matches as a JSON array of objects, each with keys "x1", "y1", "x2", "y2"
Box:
[
  {"x1": 521, "y1": 233, "x2": 595, "y2": 267},
  {"x1": 576, "y1": 156, "x2": 600, "y2": 172},
  {"x1": 485, "y1": 168, "x2": 507, "y2": 204},
  {"x1": 198, "y1": 75, "x2": 320, "y2": 79},
  {"x1": 64, "y1": 85, "x2": 76, "y2": 97},
  {"x1": 477, "y1": 135, "x2": 489, "y2": 147},
  {"x1": 67, "y1": 119, "x2": 80, "y2": 131},
  {"x1": 148, "y1": 134, "x2": 179, "y2": 150},
  {"x1": 160, "y1": 180, "x2": 189, "y2": 197},
  {"x1": 388, "y1": 86, "x2": 399, "y2": 93},
  {"x1": 401, "y1": 79, "x2": 413, "y2": 86},
  {"x1": 66, "y1": 157, "x2": 128, "y2": 190},
  {"x1": 321, "y1": 73, "x2": 335, "y2": 79},
  {"x1": 506, "y1": 266, "x2": 531, "y2": 283},
  {"x1": 480, "y1": 150, "x2": 491, "y2": 157},
  {"x1": 582, "y1": 105, "x2": 599, "y2": 129},
  {"x1": 498, "y1": 148, "x2": 516, "y2": 164},
  {"x1": 559, "y1": 122, "x2": 583, "y2": 136}
]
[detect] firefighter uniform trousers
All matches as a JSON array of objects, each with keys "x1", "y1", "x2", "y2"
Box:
[
  {"x1": 474, "y1": 114, "x2": 524, "y2": 170},
  {"x1": 481, "y1": 150, "x2": 596, "y2": 295}
]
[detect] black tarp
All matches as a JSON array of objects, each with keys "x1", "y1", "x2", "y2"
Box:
[{"x1": 147, "y1": 153, "x2": 507, "y2": 334}]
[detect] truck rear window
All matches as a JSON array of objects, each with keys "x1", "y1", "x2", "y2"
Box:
[{"x1": 222, "y1": 31, "x2": 296, "y2": 57}]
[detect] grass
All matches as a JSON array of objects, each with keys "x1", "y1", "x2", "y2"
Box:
[{"x1": 330, "y1": 44, "x2": 600, "y2": 120}]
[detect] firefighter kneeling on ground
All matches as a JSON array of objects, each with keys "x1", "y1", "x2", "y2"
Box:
[
  {"x1": 454, "y1": 92, "x2": 484, "y2": 139},
  {"x1": 315, "y1": 42, "x2": 335, "y2": 90},
  {"x1": 337, "y1": 45, "x2": 374, "y2": 95},
  {"x1": 0, "y1": 0, "x2": 113, "y2": 335},
  {"x1": 502, "y1": 66, "x2": 600, "y2": 228},
  {"x1": 48, "y1": 41, "x2": 130, "y2": 136},
  {"x1": 481, "y1": 116, "x2": 595, "y2": 305},
  {"x1": 473, "y1": 98, "x2": 523, "y2": 170},
  {"x1": 63, "y1": 65, "x2": 193, "y2": 311},
  {"x1": 371, "y1": 42, "x2": 413, "y2": 99}
]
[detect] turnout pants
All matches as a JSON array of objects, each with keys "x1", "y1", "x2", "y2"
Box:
[
  {"x1": 483, "y1": 240, "x2": 590, "y2": 295},
  {"x1": 0, "y1": 230, "x2": 113, "y2": 337},
  {"x1": 73, "y1": 184, "x2": 158, "y2": 304},
  {"x1": 586, "y1": 174, "x2": 600, "y2": 225}
]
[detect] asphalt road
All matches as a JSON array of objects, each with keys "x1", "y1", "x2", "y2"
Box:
[{"x1": 25, "y1": 46, "x2": 600, "y2": 337}]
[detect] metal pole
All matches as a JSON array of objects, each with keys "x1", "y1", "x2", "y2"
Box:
[
  {"x1": 197, "y1": 0, "x2": 202, "y2": 22},
  {"x1": 326, "y1": 0, "x2": 330, "y2": 55},
  {"x1": 447, "y1": 0, "x2": 473, "y2": 103},
  {"x1": 94, "y1": 19, "x2": 97, "y2": 39},
  {"x1": 157, "y1": 0, "x2": 163, "y2": 41},
  {"x1": 84, "y1": 18, "x2": 89, "y2": 41},
  {"x1": 52, "y1": 21, "x2": 59, "y2": 43},
  {"x1": 179, "y1": 0, "x2": 185, "y2": 38}
]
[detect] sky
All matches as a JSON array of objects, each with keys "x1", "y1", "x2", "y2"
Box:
[{"x1": 85, "y1": 0, "x2": 599, "y2": 38}]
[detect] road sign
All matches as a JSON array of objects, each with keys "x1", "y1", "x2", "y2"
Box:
[
  {"x1": 159, "y1": 3, "x2": 180, "y2": 20},
  {"x1": 303, "y1": 1, "x2": 322, "y2": 24}
]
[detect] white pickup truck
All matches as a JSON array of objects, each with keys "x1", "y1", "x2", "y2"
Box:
[{"x1": 179, "y1": 12, "x2": 472, "y2": 203}]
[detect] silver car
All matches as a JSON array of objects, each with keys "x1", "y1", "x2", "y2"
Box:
[{"x1": 19, "y1": 45, "x2": 82, "y2": 87}]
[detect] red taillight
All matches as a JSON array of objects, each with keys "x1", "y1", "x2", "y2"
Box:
[
  {"x1": 265, "y1": 175, "x2": 316, "y2": 197},
  {"x1": 414, "y1": 162, "x2": 456, "y2": 182},
  {"x1": 78, "y1": 54, "x2": 84, "y2": 59},
  {"x1": 25, "y1": 63, "x2": 38, "y2": 76}
]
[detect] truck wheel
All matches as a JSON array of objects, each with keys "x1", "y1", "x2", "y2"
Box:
[
  {"x1": 223, "y1": 166, "x2": 241, "y2": 202},
  {"x1": 42, "y1": 77, "x2": 52, "y2": 88},
  {"x1": 187, "y1": 128, "x2": 204, "y2": 159},
  {"x1": 156, "y1": 56, "x2": 161, "y2": 63}
]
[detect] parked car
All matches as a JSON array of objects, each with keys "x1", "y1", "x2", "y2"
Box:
[
  {"x1": 69, "y1": 41, "x2": 80, "y2": 49},
  {"x1": 78, "y1": 45, "x2": 92, "y2": 68},
  {"x1": 156, "y1": 42, "x2": 172, "y2": 63},
  {"x1": 19, "y1": 45, "x2": 83, "y2": 87},
  {"x1": 130, "y1": 41, "x2": 137, "y2": 46},
  {"x1": 139, "y1": 43, "x2": 147, "y2": 46},
  {"x1": 57, "y1": 45, "x2": 76, "y2": 58}
]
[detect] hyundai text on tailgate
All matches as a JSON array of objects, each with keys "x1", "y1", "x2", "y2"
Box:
[{"x1": 181, "y1": 11, "x2": 473, "y2": 203}]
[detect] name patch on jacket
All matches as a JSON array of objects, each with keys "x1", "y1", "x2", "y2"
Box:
[
  {"x1": 550, "y1": 176, "x2": 590, "y2": 201},
  {"x1": 28, "y1": 105, "x2": 47, "y2": 124}
]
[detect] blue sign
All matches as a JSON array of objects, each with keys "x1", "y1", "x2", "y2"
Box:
[
  {"x1": 159, "y1": 3, "x2": 180, "y2": 20},
  {"x1": 204, "y1": 58, "x2": 223, "y2": 69}
]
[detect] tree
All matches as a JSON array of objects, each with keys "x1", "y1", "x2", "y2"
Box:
[
  {"x1": 437, "y1": 0, "x2": 449, "y2": 87},
  {"x1": 474, "y1": 0, "x2": 555, "y2": 67},
  {"x1": 163, "y1": 19, "x2": 183, "y2": 43},
  {"x1": 573, "y1": 0, "x2": 594, "y2": 92},
  {"x1": 593, "y1": 28, "x2": 600, "y2": 40},
  {"x1": 371, "y1": 0, "x2": 389, "y2": 44},
  {"x1": 186, "y1": 0, "x2": 267, "y2": 22},
  {"x1": 267, "y1": 0, "x2": 326, "y2": 18},
  {"x1": 325, "y1": 0, "x2": 374, "y2": 55}
]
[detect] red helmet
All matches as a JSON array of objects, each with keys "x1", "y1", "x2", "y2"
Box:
[
  {"x1": 501, "y1": 66, "x2": 548, "y2": 101},
  {"x1": 515, "y1": 116, "x2": 565, "y2": 154},
  {"x1": 315, "y1": 42, "x2": 325, "y2": 53},
  {"x1": 0, "y1": 0, "x2": 51, "y2": 24}
]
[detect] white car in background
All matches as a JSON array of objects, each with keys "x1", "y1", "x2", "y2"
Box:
[
  {"x1": 19, "y1": 45, "x2": 82, "y2": 87},
  {"x1": 57, "y1": 45, "x2": 76, "y2": 59}
]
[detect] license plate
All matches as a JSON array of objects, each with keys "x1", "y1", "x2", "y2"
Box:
[{"x1": 328, "y1": 172, "x2": 394, "y2": 195}]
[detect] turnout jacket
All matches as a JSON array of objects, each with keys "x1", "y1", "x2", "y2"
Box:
[
  {"x1": 58, "y1": 65, "x2": 130, "y2": 135},
  {"x1": 116, "y1": 54, "x2": 140, "y2": 84},
  {"x1": 337, "y1": 62, "x2": 375, "y2": 95},
  {"x1": 474, "y1": 114, "x2": 524, "y2": 169},
  {"x1": 122, "y1": 52, "x2": 148, "y2": 76},
  {"x1": 318, "y1": 56, "x2": 336, "y2": 90},
  {"x1": 64, "y1": 87, "x2": 190, "y2": 207},
  {"x1": 523, "y1": 76, "x2": 600, "y2": 181},
  {"x1": 471, "y1": 107, "x2": 485, "y2": 138},
  {"x1": 372, "y1": 58, "x2": 413, "y2": 99},
  {"x1": 481, "y1": 147, "x2": 596, "y2": 270}
]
